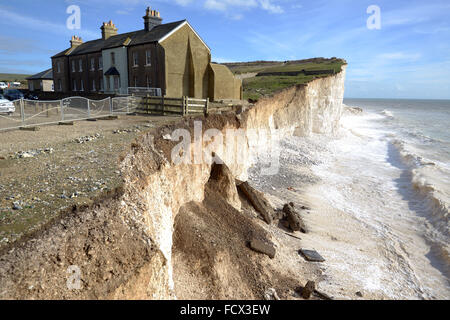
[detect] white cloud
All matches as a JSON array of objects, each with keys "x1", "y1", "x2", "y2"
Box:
[
  {"x1": 378, "y1": 52, "x2": 422, "y2": 61},
  {"x1": 203, "y1": 0, "x2": 283, "y2": 15},
  {"x1": 259, "y1": 0, "x2": 283, "y2": 14}
]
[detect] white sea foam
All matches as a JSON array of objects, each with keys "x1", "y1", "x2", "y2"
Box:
[
  {"x1": 250, "y1": 99, "x2": 450, "y2": 299},
  {"x1": 382, "y1": 109, "x2": 394, "y2": 118}
]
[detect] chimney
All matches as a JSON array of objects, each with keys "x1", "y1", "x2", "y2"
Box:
[
  {"x1": 101, "y1": 20, "x2": 118, "y2": 40},
  {"x1": 70, "y1": 36, "x2": 83, "y2": 48},
  {"x1": 143, "y1": 7, "x2": 162, "y2": 31}
]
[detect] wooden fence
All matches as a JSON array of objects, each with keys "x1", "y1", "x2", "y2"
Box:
[{"x1": 137, "y1": 96, "x2": 209, "y2": 116}]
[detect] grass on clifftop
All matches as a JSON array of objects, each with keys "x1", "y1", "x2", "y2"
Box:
[
  {"x1": 224, "y1": 58, "x2": 346, "y2": 101},
  {"x1": 0, "y1": 73, "x2": 30, "y2": 83}
]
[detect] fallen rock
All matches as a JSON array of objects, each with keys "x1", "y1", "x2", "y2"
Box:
[
  {"x1": 299, "y1": 249, "x2": 325, "y2": 262},
  {"x1": 12, "y1": 201, "x2": 23, "y2": 210},
  {"x1": 237, "y1": 181, "x2": 273, "y2": 224},
  {"x1": 283, "y1": 203, "x2": 307, "y2": 233},
  {"x1": 208, "y1": 160, "x2": 241, "y2": 211},
  {"x1": 249, "y1": 238, "x2": 276, "y2": 259},
  {"x1": 264, "y1": 288, "x2": 280, "y2": 300},
  {"x1": 74, "y1": 134, "x2": 102, "y2": 144},
  {"x1": 302, "y1": 281, "x2": 316, "y2": 299}
]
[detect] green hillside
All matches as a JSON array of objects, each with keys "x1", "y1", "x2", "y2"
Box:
[
  {"x1": 0, "y1": 73, "x2": 30, "y2": 83},
  {"x1": 223, "y1": 57, "x2": 347, "y2": 101}
]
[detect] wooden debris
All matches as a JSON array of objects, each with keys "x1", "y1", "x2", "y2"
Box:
[
  {"x1": 20, "y1": 126, "x2": 40, "y2": 131},
  {"x1": 283, "y1": 232, "x2": 302, "y2": 241},
  {"x1": 100, "y1": 115, "x2": 119, "y2": 120},
  {"x1": 314, "y1": 289, "x2": 333, "y2": 300}
]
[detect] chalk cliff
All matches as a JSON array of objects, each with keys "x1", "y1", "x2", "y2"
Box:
[{"x1": 0, "y1": 67, "x2": 346, "y2": 299}]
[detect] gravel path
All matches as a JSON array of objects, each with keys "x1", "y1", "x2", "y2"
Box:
[{"x1": 0, "y1": 115, "x2": 178, "y2": 248}]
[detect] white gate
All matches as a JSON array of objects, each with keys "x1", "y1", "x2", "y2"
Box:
[{"x1": 127, "y1": 87, "x2": 162, "y2": 97}]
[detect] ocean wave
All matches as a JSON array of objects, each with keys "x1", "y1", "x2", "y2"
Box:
[
  {"x1": 381, "y1": 109, "x2": 394, "y2": 118},
  {"x1": 343, "y1": 104, "x2": 364, "y2": 115},
  {"x1": 390, "y1": 138, "x2": 449, "y2": 236}
]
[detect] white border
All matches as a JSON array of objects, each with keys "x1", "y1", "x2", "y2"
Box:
[{"x1": 158, "y1": 21, "x2": 211, "y2": 52}]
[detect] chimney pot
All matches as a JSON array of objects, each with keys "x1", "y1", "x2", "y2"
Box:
[
  {"x1": 70, "y1": 35, "x2": 83, "y2": 48},
  {"x1": 143, "y1": 7, "x2": 162, "y2": 31},
  {"x1": 101, "y1": 20, "x2": 118, "y2": 40}
]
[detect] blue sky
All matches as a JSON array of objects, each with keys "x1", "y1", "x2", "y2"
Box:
[{"x1": 0, "y1": 0, "x2": 449, "y2": 99}]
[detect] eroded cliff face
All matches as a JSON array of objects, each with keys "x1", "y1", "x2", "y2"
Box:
[{"x1": 0, "y1": 67, "x2": 346, "y2": 299}]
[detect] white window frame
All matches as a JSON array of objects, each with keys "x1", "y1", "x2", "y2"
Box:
[
  {"x1": 133, "y1": 52, "x2": 138, "y2": 67},
  {"x1": 80, "y1": 79, "x2": 84, "y2": 92},
  {"x1": 114, "y1": 76, "x2": 119, "y2": 90},
  {"x1": 90, "y1": 58, "x2": 95, "y2": 71},
  {"x1": 79, "y1": 59, "x2": 83, "y2": 72},
  {"x1": 100, "y1": 78, "x2": 104, "y2": 91},
  {"x1": 73, "y1": 79, "x2": 77, "y2": 91},
  {"x1": 72, "y1": 60, "x2": 76, "y2": 73},
  {"x1": 99, "y1": 56, "x2": 103, "y2": 70},
  {"x1": 146, "y1": 76, "x2": 151, "y2": 88},
  {"x1": 92, "y1": 79, "x2": 96, "y2": 92},
  {"x1": 145, "y1": 50, "x2": 151, "y2": 66}
]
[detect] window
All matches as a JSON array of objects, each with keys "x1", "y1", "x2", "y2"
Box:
[
  {"x1": 106, "y1": 76, "x2": 110, "y2": 91},
  {"x1": 90, "y1": 58, "x2": 95, "y2": 71},
  {"x1": 145, "y1": 50, "x2": 151, "y2": 66},
  {"x1": 29, "y1": 82, "x2": 34, "y2": 91},
  {"x1": 111, "y1": 52, "x2": 115, "y2": 66},
  {"x1": 73, "y1": 79, "x2": 77, "y2": 91},
  {"x1": 99, "y1": 56, "x2": 103, "y2": 70},
  {"x1": 134, "y1": 76, "x2": 138, "y2": 87},
  {"x1": 100, "y1": 78, "x2": 104, "y2": 91},
  {"x1": 57, "y1": 62, "x2": 61, "y2": 73},
  {"x1": 72, "y1": 60, "x2": 76, "y2": 73},
  {"x1": 79, "y1": 59, "x2": 83, "y2": 72},
  {"x1": 58, "y1": 80, "x2": 62, "y2": 92},
  {"x1": 146, "y1": 76, "x2": 151, "y2": 88},
  {"x1": 114, "y1": 76, "x2": 119, "y2": 90},
  {"x1": 80, "y1": 80, "x2": 84, "y2": 91},
  {"x1": 133, "y1": 52, "x2": 138, "y2": 67},
  {"x1": 92, "y1": 79, "x2": 96, "y2": 91}
]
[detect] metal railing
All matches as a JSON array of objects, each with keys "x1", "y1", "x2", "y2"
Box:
[
  {"x1": 0, "y1": 97, "x2": 113, "y2": 131},
  {"x1": 0, "y1": 94, "x2": 209, "y2": 131},
  {"x1": 127, "y1": 87, "x2": 162, "y2": 97}
]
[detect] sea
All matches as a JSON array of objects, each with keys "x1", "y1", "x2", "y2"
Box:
[{"x1": 312, "y1": 98, "x2": 450, "y2": 299}]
